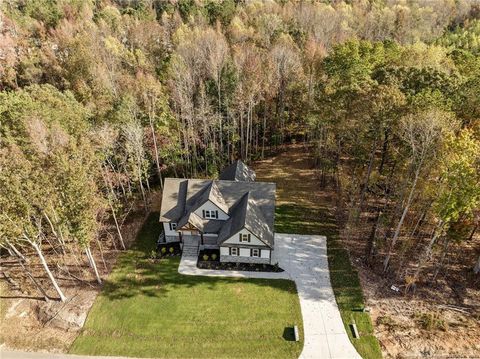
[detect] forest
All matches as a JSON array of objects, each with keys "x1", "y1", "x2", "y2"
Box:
[{"x1": 0, "y1": 0, "x2": 479, "y2": 315}]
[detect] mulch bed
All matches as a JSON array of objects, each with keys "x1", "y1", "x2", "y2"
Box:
[
  {"x1": 197, "y1": 249, "x2": 284, "y2": 272},
  {"x1": 156, "y1": 242, "x2": 182, "y2": 257}
]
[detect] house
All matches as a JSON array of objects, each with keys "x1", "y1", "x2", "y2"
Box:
[{"x1": 159, "y1": 160, "x2": 276, "y2": 264}]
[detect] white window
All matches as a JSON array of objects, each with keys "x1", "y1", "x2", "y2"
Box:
[
  {"x1": 203, "y1": 210, "x2": 218, "y2": 219},
  {"x1": 239, "y1": 233, "x2": 250, "y2": 243},
  {"x1": 251, "y1": 248, "x2": 260, "y2": 257},
  {"x1": 169, "y1": 223, "x2": 177, "y2": 230},
  {"x1": 230, "y1": 247, "x2": 239, "y2": 256}
]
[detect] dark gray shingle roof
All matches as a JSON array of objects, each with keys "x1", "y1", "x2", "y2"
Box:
[
  {"x1": 159, "y1": 178, "x2": 275, "y2": 245},
  {"x1": 217, "y1": 192, "x2": 273, "y2": 247},
  {"x1": 219, "y1": 160, "x2": 256, "y2": 182},
  {"x1": 159, "y1": 178, "x2": 188, "y2": 222}
]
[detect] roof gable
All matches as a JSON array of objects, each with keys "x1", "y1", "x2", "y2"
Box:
[
  {"x1": 186, "y1": 181, "x2": 229, "y2": 214},
  {"x1": 219, "y1": 160, "x2": 256, "y2": 182},
  {"x1": 217, "y1": 192, "x2": 274, "y2": 247}
]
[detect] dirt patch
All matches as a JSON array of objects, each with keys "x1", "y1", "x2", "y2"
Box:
[
  {"x1": 0, "y1": 284, "x2": 97, "y2": 352},
  {"x1": 340, "y1": 186, "x2": 480, "y2": 357},
  {"x1": 355, "y1": 253, "x2": 480, "y2": 358},
  {"x1": 0, "y1": 191, "x2": 162, "y2": 352}
]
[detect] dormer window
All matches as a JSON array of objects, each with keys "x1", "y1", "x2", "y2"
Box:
[
  {"x1": 239, "y1": 233, "x2": 251, "y2": 243},
  {"x1": 202, "y1": 210, "x2": 218, "y2": 219},
  {"x1": 169, "y1": 222, "x2": 177, "y2": 230}
]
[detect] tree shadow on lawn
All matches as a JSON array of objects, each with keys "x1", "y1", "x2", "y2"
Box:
[{"x1": 100, "y1": 212, "x2": 298, "y2": 301}]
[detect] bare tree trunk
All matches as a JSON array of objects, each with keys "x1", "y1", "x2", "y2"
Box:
[
  {"x1": 410, "y1": 201, "x2": 433, "y2": 237},
  {"x1": 26, "y1": 236, "x2": 67, "y2": 302},
  {"x1": 357, "y1": 139, "x2": 377, "y2": 219},
  {"x1": 412, "y1": 221, "x2": 444, "y2": 283},
  {"x1": 217, "y1": 75, "x2": 223, "y2": 155},
  {"x1": 262, "y1": 102, "x2": 267, "y2": 159},
  {"x1": 240, "y1": 111, "x2": 244, "y2": 159},
  {"x1": 107, "y1": 159, "x2": 126, "y2": 197},
  {"x1": 43, "y1": 212, "x2": 66, "y2": 255},
  {"x1": 433, "y1": 237, "x2": 450, "y2": 281},
  {"x1": 102, "y1": 167, "x2": 126, "y2": 250},
  {"x1": 474, "y1": 255, "x2": 480, "y2": 274},
  {"x1": 96, "y1": 237, "x2": 108, "y2": 271},
  {"x1": 246, "y1": 101, "x2": 252, "y2": 160},
  {"x1": 278, "y1": 75, "x2": 286, "y2": 144},
  {"x1": 469, "y1": 223, "x2": 478, "y2": 241},
  {"x1": 255, "y1": 122, "x2": 259, "y2": 154},
  {"x1": 384, "y1": 155, "x2": 424, "y2": 272},
  {"x1": 365, "y1": 208, "x2": 381, "y2": 263},
  {"x1": 6, "y1": 241, "x2": 49, "y2": 300},
  {"x1": 137, "y1": 164, "x2": 147, "y2": 211},
  {"x1": 6, "y1": 240, "x2": 27, "y2": 262},
  {"x1": 85, "y1": 247, "x2": 102, "y2": 284},
  {"x1": 110, "y1": 201, "x2": 126, "y2": 250},
  {"x1": 149, "y1": 115, "x2": 163, "y2": 189},
  {"x1": 144, "y1": 169, "x2": 151, "y2": 193},
  {"x1": 378, "y1": 129, "x2": 389, "y2": 174}
]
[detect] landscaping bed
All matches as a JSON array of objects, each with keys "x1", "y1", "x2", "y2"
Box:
[
  {"x1": 197, "y1": 249, "x2": 284, "y2": 273},
  {"x1": 156, "y1": 241, "x2": 181, "y2": 257}
]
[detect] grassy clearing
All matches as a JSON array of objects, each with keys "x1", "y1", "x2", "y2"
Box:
[
  {"x1": 70, "y1": 213, "x2": 303, "y2": 359},
  {"x1": 256, "y1": 145, "x2": 382, "y2": 359}
]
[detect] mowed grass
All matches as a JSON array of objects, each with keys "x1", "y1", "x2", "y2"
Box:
[
  {"x1": 256, "y1": 145, "x2": 382, "y2": 359},
  {"x1": 70, "y1": 213, "x2": 303, "y2": 359}
]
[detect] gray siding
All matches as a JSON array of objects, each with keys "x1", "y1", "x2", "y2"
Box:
[
  {"x1": 220, "y1": 254, "x2": 270, "y2": 265},
  {"x1": 166, "y1": 235, "x2": 180, "y2": 243},
  {"x1": 202, "y1": 236, "x2": 217, "y2": 245}
]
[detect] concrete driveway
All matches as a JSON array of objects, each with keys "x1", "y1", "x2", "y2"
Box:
[
  {"x1": 276, "y1": 234, "x2": 361, "y2": 359},
  {"x1": 180, "y1": 233, "x2": 362, "y2": 359}
]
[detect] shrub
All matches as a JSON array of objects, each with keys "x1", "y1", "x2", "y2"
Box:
[
  {"x1": 169, "y1": 247, "x2": 174, "y2": 254},
  {"x1": 150, "y1": 250, "x2": 157, "y2": 259},
  {"x1": 376, "y1": 315, "x2": 396, "y2": 329},
  {"x1": 203, "y1": 254, "x2": 209, "y2": 261},
  {"x1": 416, "y1": 312, "x2": 448, "y2": 332},
  {"x1": 161, "y1": 247, "x2": 167, "y2": 254},
  {"x1": 211, "y1": 253, "x2": 217, "y2": 260}
]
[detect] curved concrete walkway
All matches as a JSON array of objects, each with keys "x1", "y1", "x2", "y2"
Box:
[{"x1": 179, "y1": 233, "x2": 362, "y2": 359}]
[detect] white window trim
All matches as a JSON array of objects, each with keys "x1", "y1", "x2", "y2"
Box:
[
  {"x1": 203, "y1": 210, "x2": 218, "y2": 219},
  {"x1": 251, "y1": 248, "x2": 260, "y2": 257},
  {"x1": 169, "y1": 222, "x2": 177, "y2": 230},
  {"x1": 230, "y1": 247, "x2": 239, "y2": 256},
  {"x1": 240, "y1": 233, "x2": 250, "y2": 243}
]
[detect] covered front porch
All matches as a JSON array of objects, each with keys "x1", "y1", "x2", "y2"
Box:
[{"x1": 177, "y1": 221, "x2": 218, "y2": 248}]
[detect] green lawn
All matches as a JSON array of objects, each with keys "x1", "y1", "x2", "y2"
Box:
[
  {"x1": 70, "y1": 213, "x2": 303, "y2": 359},
  {"x1": 256, "y1": 145, "x2": 382, "y2": 359}
]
